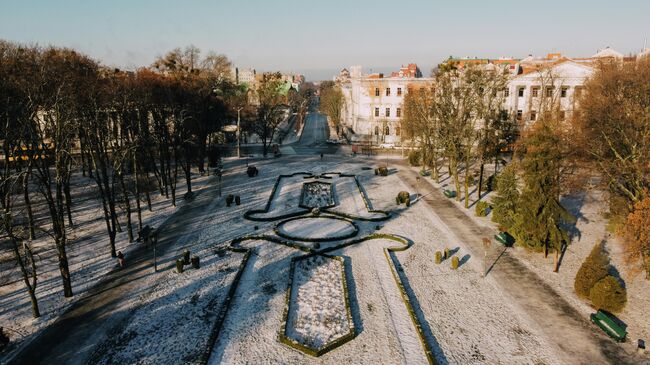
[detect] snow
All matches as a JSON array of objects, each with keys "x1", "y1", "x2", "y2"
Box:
[
  {"x1": 277, "y1": 217, "x2": 356, "y2": 241},
  {"x1": 301, "y1": 182, "x2": 334, "y2": 208},
  {"x1": 286, "y1": 255, "x2": 350, "y2": 349}
]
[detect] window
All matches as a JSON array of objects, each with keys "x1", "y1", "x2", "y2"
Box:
[
  {"x1": 385, "y1": 108, "x2": 390, "y2": 117},
  {"x1": 396, "y1": 108, "x2": 401, "y2": 117},
  {"x1": 375, "y1": 88, "x2": 380, "y2": 96},
  {"x1": 516, "y1": 110, "x2": 523, "y2": 121},
  {"x1": 397, "y1": 87, "x2": 402, "y2": 96},
  {"x1": 386, "y1": 88, "x2": 391, "y2": 96},
  {"x1": 374, "y1": 126, "x2": 379, "y2": 135},
  {"x1": 374, "y1": 107, "x2": 379, "y2": 117},
  {"x1": 530, "y1": 110, "x2": 537, "y2": 121},
  {"x1": 518, "y1": 87, "x2": 525, "y2": 97},
  {"x1": 504, "y1": 88, "x2": 510, "y2": 97},
  {"x1": 407, "y1": 87, "x2": 413, "y2": 93},
  {"x1": 532, "y1": 87, "x2": 540, "y2": 97},
  {"x1": 385, "y1": 126, "x2": 390, "y2": 135},
  {"x1": 545, "y1": 86, "x2": 554, "y2": 97},
  {"x1": 559, "y1": 111, "x2": 566, "y2": 120},
  {"x1": 561, "y1": 87, "x2": 568, "y2": 98}
]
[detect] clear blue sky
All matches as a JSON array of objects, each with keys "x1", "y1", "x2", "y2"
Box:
[{"x1": 1, "y1": 0, "x2": 649, "y2": 80}]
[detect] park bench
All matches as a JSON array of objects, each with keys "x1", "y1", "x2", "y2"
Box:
[
  {"x1": 443, "y1": 189, "x2": 456, "y2": 198},
  {"x1": 590, "y1": 310, "x2": 627, "y2": 342},
  {"x1": 494, "y1": 232, "x2": 515, "y2": 247}
]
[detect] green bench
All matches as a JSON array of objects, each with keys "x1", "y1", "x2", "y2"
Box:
[
  {"x1": 590, "y1": 310, "x2": 627, "y2": 342},
  {"x1": 494, "y1": 232, "x2": 515, "y2": 247},
  {"x1": 443, "y1": 189, "x2": 456, "y2": 198}
]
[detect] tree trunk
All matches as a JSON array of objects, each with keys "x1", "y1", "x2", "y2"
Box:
[
  {"x1": 477, "y1": 162, "x2": 485, "y2": 201},
  {"x1": 10, "y1": 238, "x2": 40, "y2": 318},
  {"x1": 63, "y1": 177, "x2": 74, "y2": 227},
  {"x1": 464, "y1": 155, "x2": 471, "y2": 208},
  {"x1": 133, "y1": 157, "x2": 143, "y2": 230},
  {"x1": 23, "y1": 173, "x2": 36, "y2": 240},
  {"x1": 118, "y1": 172, "x2": 134, "y2": 242}
]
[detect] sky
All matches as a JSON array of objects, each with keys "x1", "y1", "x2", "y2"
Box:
[{"x1": 1, "y1": 0, "x2": 649, "y2": 80}]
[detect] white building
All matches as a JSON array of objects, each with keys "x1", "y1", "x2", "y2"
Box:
[{"x1": 338, "y1": 65, "x2": 433, "y2": 144}]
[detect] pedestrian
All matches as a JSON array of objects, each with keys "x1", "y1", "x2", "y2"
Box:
[
  {"x1": 117, "y1": 251, "x2": 126, "y2": 268},
  {"x1": 320, "y1": 153, "x2": 323, "y2": 160}
]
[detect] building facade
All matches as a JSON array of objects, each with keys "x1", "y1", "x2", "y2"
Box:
[{"x1": 338, "y1": 65, "x2": 433, "y2": 144}]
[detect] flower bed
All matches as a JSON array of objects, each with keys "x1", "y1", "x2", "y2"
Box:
[
  {"x1": 299, "y1": 181, "x2": 335, "y2": 209},
  {"x1": 280, "y1": 254, "x2": 355, "y2": 356}
]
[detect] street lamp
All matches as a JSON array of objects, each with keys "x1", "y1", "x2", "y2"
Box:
[{"x1": 237, "y1": 106, "x2": 243, "y2": 158}]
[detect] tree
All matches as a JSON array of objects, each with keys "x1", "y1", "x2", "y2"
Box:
[
  {"x1": 251, "y1": 72, "x2": 287, "y2": 156},
  {"x1": 319, "y1": 81, "x2": 343, "y2": 136},
  {"x1": 574, "y1": 242, "x2": 610, "y2": 299},
  {"x1": 574, "y1": 58, "x2": 650, "y2": 220},
  {"x1": 511, "y1": 120, "x2": 575, "y2": 272},
  {"x1": 620, "y1": 197, "x2": 650, "y2": 279},
  {"x1": 491, "y1": 163, "x2": 519, "y2": 230},
  {"x1": 589, "y1": 275, "x2": 627, "y2": 313}
]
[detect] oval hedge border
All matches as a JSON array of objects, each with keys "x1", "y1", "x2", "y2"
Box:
[{"x1": 274, "y1": 215, "x2": 360, "y2": 242}]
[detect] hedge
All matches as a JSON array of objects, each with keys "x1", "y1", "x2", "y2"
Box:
[
  {"x1": 475, "y1": 201, "x2": 491, "y2": 217},
  {"x1": 274, "y1": 215, "x2": 360, "y2": 242},
  {"x1": 278, "y1": 254, "x2": 356, "y2": 356}
]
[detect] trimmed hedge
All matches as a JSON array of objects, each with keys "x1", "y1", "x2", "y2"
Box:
[
  {"x1": 589, "y1": 275, "x2": 627, "y2": 313},
  {"x1": 278, "y1": 254, "x2": 356, "y2": 357},
  {"x1": 574, "y1": 243, "x2": 610, "y2": 299},
  {"x1": 274, "y1": 215, "x2": 360, "y2": 242},
  {"x1": 408, "y1": 150, "x2": 422, "y2": 166},
  {"x1": 475, "y1": 201, "x2": 491, "y2": 217},
  {"x1": 451, "y1": 256, "x2": 459, "y2": 270},
  {"x1": 396, "y1": 191, "x2": 410, "y2": 206},
  {"x1": 435, "y1": 251, "x2": 442, "y2": 264}
]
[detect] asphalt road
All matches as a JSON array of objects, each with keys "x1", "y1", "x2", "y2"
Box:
[{"x1": 288, "y1": 112, "x2": 341, "y2": 155}]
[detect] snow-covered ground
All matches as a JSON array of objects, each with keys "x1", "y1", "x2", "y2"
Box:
[
  {"x1": 286, "y1": 255, "x2": 351, "y2": 349},
  {"x1": 277, "y1": 217, "x2": 356, "y2": 241}
]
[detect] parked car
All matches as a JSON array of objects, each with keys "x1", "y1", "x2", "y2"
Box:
[{"x1": 378, "y1": 143, "x2": 395, "y2": 149}]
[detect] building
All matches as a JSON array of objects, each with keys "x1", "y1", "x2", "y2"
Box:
[{"x1": 338, "y1": 64, "x2": 433, "y2": 144}]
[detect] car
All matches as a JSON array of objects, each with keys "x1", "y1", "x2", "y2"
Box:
[
  {"x1": 326, "y1": 139, "x2": 341, "y2": 144},
  {"x1": 378, "y1": 143, "x2": 395, "y2": 149}
]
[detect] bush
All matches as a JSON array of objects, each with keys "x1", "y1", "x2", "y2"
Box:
[
  {"x1": 475, "y1": 201, "x2": 491, "y2": 217},
  {"x1": 408, "y1": 150, "x2": 422, "y2": 166},
  {"x1": 574, "y1": 243, "x2": 610, "y2": 299},
  {"x1": 226, "y1": 194, "x2": 234, "y2": 207},
  {"x1": 176, "y1": 259, "x2": 184, "y2": 273},
  {"x1": 247, "y1": 166, "x2": 258, "y2": 177},
  {"x1": 375, "y1": 166, "x2": 388, "y2": 176},
  {"x1": 467, "y1": 174, "x2": 476, "y2": 186},
  {"x1": 396, "y1": 191, "x2": 410, "y2": 206},
  {"x1": 435, "y1": 251, "x2": 442, "y2": 264},
  {"x1": 191, "y1": 256, "x2": 200, "y2": 269},
  {"x1": 444, "y1": 247, "x2": 450, "y2": 260},
  {"x1": 485, "y1": 174, "x2": 495, "y2": 192},
  {"x1": 451, "y1": 256, "x2": 459, "y2": 270},
  {"x1": 589, "y1": 275, "x2": 627, "y2": 313},
  {"x1": 183, "y1": 250, "x2": 190, "y2": 265},
  {"x1": 235, "y1": 195, "x2": 241, "y2": 205}
]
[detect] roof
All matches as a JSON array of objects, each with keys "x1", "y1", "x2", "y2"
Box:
[{"x1": 592, "y1": 47, "x2": 624, "y2": 59}]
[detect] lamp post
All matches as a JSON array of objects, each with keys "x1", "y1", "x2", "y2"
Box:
[{"x1": 237, "y1": 107, "x2": 243, "y2": 158}]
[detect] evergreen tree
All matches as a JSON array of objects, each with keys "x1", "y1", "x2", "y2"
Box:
[
  {"x1": 574, "y1": 242, "x2": 610, "y2": 299},
  {"x1": 512, "y1": 121, "x2": 575, "y2": 272},
  {"x1": 491, "y1": 163, "x2": 519, "y2": 230}
]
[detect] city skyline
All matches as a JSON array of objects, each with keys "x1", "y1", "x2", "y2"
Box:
[{"x1": 2, "y1": 0, "x2": 650, "y2": 80}]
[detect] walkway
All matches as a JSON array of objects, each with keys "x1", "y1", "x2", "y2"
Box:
[{"x1": 394, "y1": 161, "x2": 636, "y2": 365}]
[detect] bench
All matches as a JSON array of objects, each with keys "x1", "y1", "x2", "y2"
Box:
[
  {"x1": 443, "y1": 190, "x2": 456, "y2": 198},
  {"x1": 590, "y1": 310, "x2": 627, "y2": 342},
  {"x1": 494, "y1": 232, "x2": 515, "y2": 247}
]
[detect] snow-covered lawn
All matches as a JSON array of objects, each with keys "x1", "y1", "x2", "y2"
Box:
[
  {"x1": 300, "y1": 181, "x2": 334, "y2": 209},
  {"x1": 285, "y1": 255, "x2": 351, "y2": 349},
  {"x1": 276, "y1": 217, "x2": 357, "y2": 241}
]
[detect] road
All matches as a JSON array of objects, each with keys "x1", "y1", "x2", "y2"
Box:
[{"x1": 285, "y1": 111, "x2": 341, "y2": 155}]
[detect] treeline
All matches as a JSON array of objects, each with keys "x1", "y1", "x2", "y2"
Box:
[{"x1": 0, "y1": 41, "x2": 310, "y2": 318}]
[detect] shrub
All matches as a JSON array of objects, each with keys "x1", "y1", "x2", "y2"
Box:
[
  {"x1": 375, "y1": 166, "x2": 388, "y2": 176},
  {"x1": 491, "y1": 164, "x2": 519, "y2": 230},
  {"x1": 451, "y1": 256, "x2": 459, "y2": 270},
  {"x1": 435, "y1": 251, "x2": 442, "y2": 264},
  {"x1": 396, "y1": 191, "x2": 410, "y2": 206},
  {"x1": 475, "y1": 201, "x2": 491, "y2": 217},
  {"x1": 444, "y1": 248, "x2": 450, "y2": 260},
  {"x1": 485, "y1": 174, "x2": 495, "y2": 193},
  {"x1": 226, "y1": 194, "x2": 234, "y2": 206},
  {"x1": 176, "y1": 259, "x2": 184, "y2": 273},
  {"x1": 467, "y1": 174, "x2": 476, "y2": 186},
  {"x1": 619, "y1": 197, "x2": 650, "y2": 280},
  {"x1": 589, "y1": 275, "x2": 627, "y2": 313},
  {"x1": 408, "y1": 150, "x2": 422, "y2": 166},
  {"x1": 247, "y1": 166, "x2": 258, "y2": 177},
  {"x1": 235, "y1": 195, "x2": 241, "y2": 205},
  {"x1": 191, "y1": 256, "x2": 200, "y2": 269},
  {"x1": 574, "y1": 243, "x2": 610, "y2": 299},
  {"x1": 183, "y1": 250, "x2": 190, "y2": 265}
]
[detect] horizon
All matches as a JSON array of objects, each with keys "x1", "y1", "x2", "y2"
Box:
[{"x1": 1, "y1": 0, "x2": 649, "y2": 81}]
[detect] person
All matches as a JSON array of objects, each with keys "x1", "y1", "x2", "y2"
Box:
[
  {"x1": 320, "y1": 153, "x2": 323, "y2": 160},
  {"x1": 117, "y1": 251, "x2": 126, "y2": 268}
]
